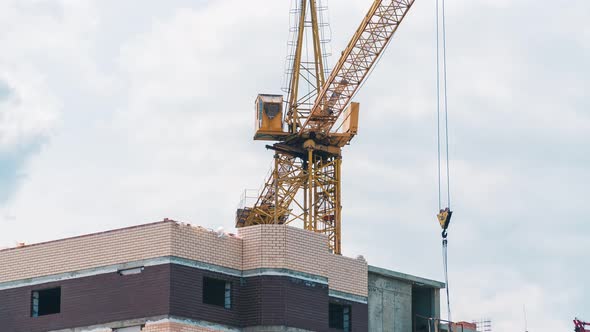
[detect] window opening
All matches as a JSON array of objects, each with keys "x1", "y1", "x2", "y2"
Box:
[
  {"x1": 203, "y1": 277, "x2": 231, "y2": 309},
  {"x1": 329, "y1": 302, "x2": 351, "y2": 331},
  {"x1": 31, "y1": 287, "x2": 61, "y2": 317}
]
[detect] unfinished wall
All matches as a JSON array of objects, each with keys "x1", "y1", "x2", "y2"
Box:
[
  {"x1": 171, "y1": 222, "x2": 242, "y2": 270},
  {"x1": 0, "y1": 221, "x2": 245, "y2": 285},
  {"x1": 368, "y1": 273, "x2": 412, "y2": 332},
  {"x1": 0, "y1": 221, "x2": 174, "y2": 284},
  {"x1": 240, "y1": 225, "x2": 368, "y2": 297},
  {"x1": 240, "y1": 224, "x2": 331, "y2": 275},
  {"x1": 240, "y1": 225, "x2": 289, "y2": 271},
  {"x1": 0, "y1": 221, "x2": 367, "y2": 299},
  {"x1": 327, "y1": 253, "x2": 368, "y2": 297}
]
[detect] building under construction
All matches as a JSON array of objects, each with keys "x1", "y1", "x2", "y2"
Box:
[
  {"x1": 0, "y1": 219, "x2": 444, "y2": 331},
  {"x1": 0, "y1": 0, "x2": 467, "y2": 330}
]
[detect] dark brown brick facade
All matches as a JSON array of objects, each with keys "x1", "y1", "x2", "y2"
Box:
[
  {"x1": 0, "y1": 264, "x2": 171, "y2": 332},
  {"x1": 328, "y1": 296, "x2": 369, "y2": 332},
  {"x1": 0, "y1": 264, "x2": 368, "y2": 332},
  {"x1": 170, "y1": 265, "x2": 334, "y2": 330}
]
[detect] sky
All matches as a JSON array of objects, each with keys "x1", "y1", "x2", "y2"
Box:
[{"x1": 0, "y1": 0, "x2": 588, "y2": 330}]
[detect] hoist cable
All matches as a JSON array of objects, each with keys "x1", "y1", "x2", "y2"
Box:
[
  {"x1": 436, "y1": 0, "x2": 451, "y2": 210},
  {"x1": 442, "y1": 237, "x2": 451, "y2": 322},
  {"x1": 441, "y1": 0, "x2": 451, "y2": 209},
  {"x1": 436, "y1": 0, "x2": 452, "y2": 323},
  {"x1": 435, "y1": 0, "x2": 442, "y2": 211}
]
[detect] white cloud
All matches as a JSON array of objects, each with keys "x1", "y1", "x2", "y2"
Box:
[
  {"x1": 0, "y1": 67, "x2": 61, "y2": 151},
  {"x1": 0, "y1": 0, "x2": 292, "y2": 239},
  {"x1": 452, "y1": 266, "x2": 571, "y2": 332}
]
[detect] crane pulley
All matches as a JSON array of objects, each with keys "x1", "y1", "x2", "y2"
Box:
[{"x1": 437, "y1": 208, "x2": 452, "y2": 238}]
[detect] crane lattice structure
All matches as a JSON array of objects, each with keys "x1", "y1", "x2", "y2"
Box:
[
  {"x1": 575, "y1": 318, "x2": 590, "y2": 332},
  {"x1": 236, "y1": 0, "x2": 416, "y2": 254}
]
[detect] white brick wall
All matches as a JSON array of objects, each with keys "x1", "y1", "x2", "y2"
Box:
[
  {"x1": 0, "y1": 221, "x2": 174, "y2": 284},
  {"x1": 0, "y1": 220, "x2": 368, "y2": 297},
  {"x1": 240, "y1": 225, "x2": 368, "y2": 297},
  {"x1": 328, "y1": 253, "x2": 368, "y2": 296},
  {"x1": 171, "y1": 223, "x2": 242, "y2": 270}
]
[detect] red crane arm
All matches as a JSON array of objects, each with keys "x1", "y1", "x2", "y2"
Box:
[{"x1": 575, "y1": 319, "x2": 590, "y2": 332}]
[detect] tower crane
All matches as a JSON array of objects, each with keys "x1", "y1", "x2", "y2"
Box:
[{"x1": 236, "y1": 0, "x2": 417, "y2": 254}]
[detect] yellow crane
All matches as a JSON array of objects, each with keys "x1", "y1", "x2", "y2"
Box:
[{"x1": 236, "y1": 0, "x2": 417, "y2": 254}]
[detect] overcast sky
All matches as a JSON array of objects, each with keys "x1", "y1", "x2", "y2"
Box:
[{"x1": 0, "y1": 0, "x2": 588, "y2": 330}]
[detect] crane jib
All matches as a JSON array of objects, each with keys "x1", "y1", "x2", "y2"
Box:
[{"x1": 300, "y1": 0, "x2": 416, "y2": 136}]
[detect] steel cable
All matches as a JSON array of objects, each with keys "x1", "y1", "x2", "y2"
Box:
[{"x1": 436, "y1": 0, "x2": 452, "y2": 322}]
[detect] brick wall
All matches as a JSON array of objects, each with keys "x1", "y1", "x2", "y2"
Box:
[
  {"x1": 240, "y1": 225, "x2": 287, "y2": 270},
  {"x1": 0, "y1": 221, "x2": 174, "y2": 284},
  {"x1": 0, "y1": 221, "x2": 367, "y2": 298},
  {"x1": 327, "y1": 254, "x2": 368, "y2": 297},
  {"x1": 142, "y1": 321, "x2": 223, "y2": 332},
  {"x1": 170, "y1": 265, "x2": 241, "y2": 327},
  {"x1": 171, "y1": 222, "x2": 242, "y2": 270},
  {"x1": 240, "y1": 225, "x2": 329, "y2": 276},
  {"x1": 0, "y1": 263, "x2": 363, "y2": 332},
  {"x1": 328, "y1": 296, "x2": 369, "y2": 332},
  {"x1": 0, "y1": 265, "x2": 170, "y2": 332},
  {"x1": 284, "y1": 226, "x2": 329, "y2": 277},
  {"x1": 0, "y1": 221, "x2": 242, "y2": 284},
  {"x1": 239, "y1": 275, "x2": 330, "y2": 329},
  {"x1": 240, "y1": 225, "x2": 368, "y2": 297}
]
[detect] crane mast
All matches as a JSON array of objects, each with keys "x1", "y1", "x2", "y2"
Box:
[
  {"x1": 236, "y1": 0, "x2": 416, "y2": 254},
  {"x1": 286, "y1": 0, "x2": 327, "y2": 134}
]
